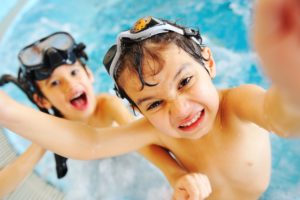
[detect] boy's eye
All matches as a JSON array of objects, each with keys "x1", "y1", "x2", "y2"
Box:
[
  {"x1": 71, "y1": 69, "x2": 79, "y2": 76},
  {"x1": 178, "y1": 76, "x2": 193, "y2": 90},
  {"x1": 50, "y1": 80, "x2": 60, "y2": 87},
  {"x1": 147, "y1": 100, "x2": 163, "y2": 111}
]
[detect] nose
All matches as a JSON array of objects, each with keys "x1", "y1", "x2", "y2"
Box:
[
  {"x1": 62, "y1": 76, "x2": 77, "y2": 93},
  {"x1": 169, "y1": 95, "x2": 190, "y2": 120}
]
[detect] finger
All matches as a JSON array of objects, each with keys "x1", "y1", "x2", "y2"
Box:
[
  {"x1": 173, "y1": 188, "x2": 189, "y2": 200},
  {"x1": 193, "y1": 174, "x2": 206, "y2": 200},
  {"x1": 199, "y1": 174, "x2": 211, "y2": 197},
  {"x1": 203, "y1": 175, "x2": 212, "y2": 195},
  {"x1": 194, "y1": 174, "x2": 211, "y2": 199},
  {"x1": 185, "y1": 175, "x2": 200, "y2": 200}
]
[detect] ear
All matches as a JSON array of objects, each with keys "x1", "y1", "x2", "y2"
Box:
[
  {"x1": 33, "y1": 94, "x2": 52, "y2": 109},
  {"x1": 201, "y1": 47, "x2": 216, "y2": 78},
  {"x1": 86, "y1": 67, "x2": 95, "y2": 83}
]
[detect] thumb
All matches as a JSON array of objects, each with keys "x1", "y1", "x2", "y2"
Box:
[{"x1": 173, "y1": 188, "x2": 189, "y2": 200}]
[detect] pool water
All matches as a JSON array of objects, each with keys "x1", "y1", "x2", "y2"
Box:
[{"x1": 0, "y1": 0, "x2": 300, "y2": 199}]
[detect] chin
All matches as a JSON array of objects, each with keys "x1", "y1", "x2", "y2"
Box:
[
  {"x1": 178, "y1": 123, "x2": 212, "y2": 140},
  {"x1": 188, "y1": 131, "x2": 209, "y2": 140}
]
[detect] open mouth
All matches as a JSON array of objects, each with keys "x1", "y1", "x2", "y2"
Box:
[
  {"x1": 70, "y1": 91, "x2": 88, "y2": 110},
  {"x1": 178, "y1": 109, "x2": 205, "y2": 131}
]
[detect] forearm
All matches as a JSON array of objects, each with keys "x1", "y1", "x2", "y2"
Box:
[
  {"x1": 0, "y1": 144, "x2": 45, "y2": 197},
  {"x1": 138, "y1": 145, "x2": 187, "y2": 187},
  {"x1": 264, "y1": 86, "x2": 300, "y2": 137},
  {"x1": 0, "y1": 97, "x2": 157, "y2": 160},
  {"x1": 1, "y1": 100, "x2": 99, "y2": 159}
]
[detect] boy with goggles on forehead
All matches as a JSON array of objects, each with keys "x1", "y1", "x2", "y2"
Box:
[
  {"x1": 1, "y1": 1, "x2": 300, "y2": 198},
  {"x1": 1, "y1": 32, "x2": 197, "y2": 198}
]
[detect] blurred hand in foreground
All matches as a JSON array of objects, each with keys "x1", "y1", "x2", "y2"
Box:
[{"x1": 253, "y1": 0, "x2": 300, "y2": 106}]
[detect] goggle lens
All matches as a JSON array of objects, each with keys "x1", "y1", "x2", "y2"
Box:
[{"x1": 19, "y1": 32, "x2": 74, "y2": 68}]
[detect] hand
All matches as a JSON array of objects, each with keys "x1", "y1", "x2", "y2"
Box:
[
  {"x1": 253, "y1": 0, "x2": 300, "y2": 105},
  {"x1": 172, "y1": 173, "x2": 212, "y2": 200}
]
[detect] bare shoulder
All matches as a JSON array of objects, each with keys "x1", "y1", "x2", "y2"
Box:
[
  {"x1": 95, "y1": 94, "x2": 124, "y2": 108},
  {"x1": 220, "y1": 84, "x2": 267, "y2": 126},
  {"x1": 96, "y1": 93, "x2": 118, "y2": 103},
  {"x1": 227, "y1": 84, "x2": 265, "y2": 98},
  {"x1": 222, "y1": 84, "x2": 266, "y2": 107}
]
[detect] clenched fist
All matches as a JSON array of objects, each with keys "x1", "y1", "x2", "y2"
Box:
[{"x1": 173, "y1": 173, "x2": 212, "y2": 200}]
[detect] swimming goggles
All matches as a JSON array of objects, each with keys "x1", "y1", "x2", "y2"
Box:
[
  {"x1": 103, "y1": 16, "x2": 202, "y2": 82},
  {"x1": 18, "y1": 31, "x2": 87, "y2": 80}
]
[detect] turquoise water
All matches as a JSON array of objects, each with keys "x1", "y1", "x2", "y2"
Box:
[
  {"x1": 0, "y1": 0, "x2": 300, "y2": 199},
  {"x1": 0, "y1": 0, "x2": 18, "y2": 21}
]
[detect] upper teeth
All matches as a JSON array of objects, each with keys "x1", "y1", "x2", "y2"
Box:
[
  {"x1": 72, "y1": 91, "x2": 82, "y2": 99},
  {"x1": 180, "y1": 111, "x2": 202, "y2": 127}
]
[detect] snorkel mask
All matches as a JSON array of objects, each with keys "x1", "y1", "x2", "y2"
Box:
[
  {"x1": 18, "y1": 31, "x2": 88, "y2": 81},
  {"x1": 0, "y1": 31, "x2": 88, "y2": 179},
  {"x1": 103, "y1": 16, "x2": 204, "y2": 99}
]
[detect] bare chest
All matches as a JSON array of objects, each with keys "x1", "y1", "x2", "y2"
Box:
[{"x1": 165, "y1": 124, "x2": 271, "y2": 199}]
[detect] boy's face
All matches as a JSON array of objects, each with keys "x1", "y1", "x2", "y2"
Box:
[
  {"x1": 122, "y1": 44, "x2": 219, "y2": 139},
  {"x1": 35, "y1": 61, "x2": 96, "y2": 121}
]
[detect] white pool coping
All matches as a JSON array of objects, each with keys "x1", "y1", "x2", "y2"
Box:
[
  {"x1": 0, "y1": 0, "x2": 28, "y2": 41},
  {"x1": 0, "y1": 128, "x2": 65, "y2": 200}
]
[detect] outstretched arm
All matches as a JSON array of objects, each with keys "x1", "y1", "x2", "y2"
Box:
[
  {"x1": 0, "y1": 144, "x2": 45, "y2": 198},
  {"x1": 228, "y1": 85, "x2": 300, "y2": 137},
  {"x1": 0, "y1": 90, "x2": 159, "y2": 160},
  {"x1": 263, "y1": 86, "x2": 300, "y2": 137},
  {"x1": 226, "y1": 0, "x2": 300, "y2": 137},
  {"x1": 253, "y1": 0, "x2": 300, "y2": 105}
]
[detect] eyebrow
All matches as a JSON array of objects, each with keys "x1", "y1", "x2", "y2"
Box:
[
  {"x1": 137, "y1": 96, "x2": 155, "y2": 106},
  {"x1": 44, "y1": 75, "x2": 54, "y2": 86},
  {"x1": 136, "y1": 64, "x2": 189, "y2": 106},
  {"x1": 173, "y1": 64, "x2": 188, "y2": 81}
]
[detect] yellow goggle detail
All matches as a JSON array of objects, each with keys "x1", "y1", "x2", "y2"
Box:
[{"x1": 131, "y1": 16, "x2": 152, "y2": 33}]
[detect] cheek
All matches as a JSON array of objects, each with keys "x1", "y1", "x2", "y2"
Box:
[
  {"x1": 83, "y1": 76, "x2": 94, "y2": 85},
  {"x1": 145, "y1": 113, "x2": 169, "y2": 133},
  {"x1": 146, "y1": 113, "x2": 167, "y2": 130},
  {"x1": 191, "y1": 81, "x2": 219, "y2": 109},
  {"x1": 146, "y1": 113, "x2": 180, "y2": 137},
  {"x1": 203, "y1": 86, "x2": 219, "y2": 107},
  {"x1": 46, "y1": 94, "x2": 66, "y2": 108},
  {"x1": 83, "y1": 80, "x2": 94, "y2": 95}
]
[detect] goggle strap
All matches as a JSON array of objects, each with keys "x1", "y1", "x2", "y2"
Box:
[
  {"x1": 191, "y1": 36, "x2": 201, "y2": 46},
  {"x1": 109, "y1": 24, "x2": 185, "y2": 78}
]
